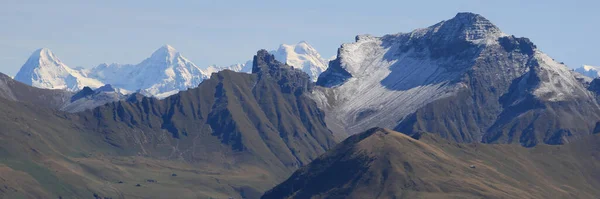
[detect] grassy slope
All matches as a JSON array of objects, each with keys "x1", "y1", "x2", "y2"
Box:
[{"x1": 263, "y1": 128, "x2": 600, "y2": 199}]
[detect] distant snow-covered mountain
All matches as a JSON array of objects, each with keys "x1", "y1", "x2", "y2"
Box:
[
  {"x1": 205, "y1": 61, "x2": 253, "y2": 75},
  {"x1": 272, "y1": 41, "x2": 329, "y2": 81},
  {"x1": 13, "y1": 42, "x2": 330, "y2": 98},
  {"x1": 575, "y1": 65, "x2": 600, "y2": 78},
  {"x1": 87, "y1": 45, "x2": 210, "y2": 97},
  {"x1": 14, "y1": 45, "x2": 213, "y2": 98},
  {"x1": 14, "y1": 48, "x2": 104, "y2": 91},
  {"x1": 213, "y1": 41, "x2": 330, "y2": 81}
]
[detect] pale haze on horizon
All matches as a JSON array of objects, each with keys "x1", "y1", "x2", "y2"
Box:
[{"x1": 1, "y1": 0, "x2": 599, "y2": 76}]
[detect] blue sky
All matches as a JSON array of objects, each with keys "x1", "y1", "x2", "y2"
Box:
[{"x1": 1, "y1": 0, "x2": 599, "y2": 76}]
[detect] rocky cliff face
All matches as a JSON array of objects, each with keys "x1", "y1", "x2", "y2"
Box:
[{"x1": 315, "y1": 12, "x2": 600, "y2": 146}]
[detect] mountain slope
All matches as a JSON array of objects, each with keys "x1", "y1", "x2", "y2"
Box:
[
  {"x1": 263, "y1": 128, "x2": 600, "y2": 199},
  {"x1": 314, "y1": 12, "x2": 600, "y2": 146},
  {"x1": 14, "y1": 48, "x2": 104, "y2": 91}
]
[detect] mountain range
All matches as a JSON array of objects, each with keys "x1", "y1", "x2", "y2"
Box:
[
  {"x1": 13, "y1": 42, "x2": 330, "y2": 99},
  {"x1": 1, "y1": 12, "x2": 600, "y2": 199}
]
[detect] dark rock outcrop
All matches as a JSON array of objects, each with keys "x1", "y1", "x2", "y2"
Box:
[{"x1": 70, "y1": 86, "x2": 94, "y2": 102}]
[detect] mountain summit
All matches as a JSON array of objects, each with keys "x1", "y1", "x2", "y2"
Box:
[
  {"x1": 14, "y1": 48, "x2": 104, "y2": 91},
  {"x1": 436, "y1": 12, "x2": 503, "y2": 43},
  {"x1": 149, "y1": 44, "x2": 179, "y2": 62},
  {"x1": 314, "y1": 12, "x2": 599, "y2": 146}
]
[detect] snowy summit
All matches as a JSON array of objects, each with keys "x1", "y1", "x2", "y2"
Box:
[
  {"x1": 272, "y1": 41, "x2": 329, "y2": 82},
  {"x1": 14, "y1": 48, "x2": 104, "y2": 91}
]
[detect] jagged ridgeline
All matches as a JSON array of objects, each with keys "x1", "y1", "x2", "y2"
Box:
[{"x1": 314, "y1": 12, "x2": 600, "y2": 146}]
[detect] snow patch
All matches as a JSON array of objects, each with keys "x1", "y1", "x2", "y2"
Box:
[{"x1": 533, "y1": 52, "x2": 593, "y2": 102}]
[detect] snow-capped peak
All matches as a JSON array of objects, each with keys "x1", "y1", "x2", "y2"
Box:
[
  {"x1": 583, "y1": 65, "x2": 600, "y2": 71},
  {"x1": 14, "y1": 48, "x2": 104, "y2": 91},
  {"x1": 272, "y1": 41, "x2": 328, "y2": 81},
  {"x1": 276, "y1": 41, "x2": 320, "y2": 59},
  {"x1": 292, "y1": 41, "x2": 318, "y2": 55},
  {"x1": 19, "y1": 48, "x2": 63, "y2": 73},
  {"x1": 412, "y1": 12, "x2": 506, "y2": 46},
  {"x1": 86, "y1": 45, "x2": 208, "y2": 98},
  {"x1": 33, "y1": 48, "x2": 60, "y2": 64},
  {"x1": 150, "y1": 44, "x2": 179, "y2": 62},
  {"x1": 206, "y1": 41, "x2": 329, "y2": 81},
  {"x1": 575, "y1": 65, "x2": 600, "y2": 78}
]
